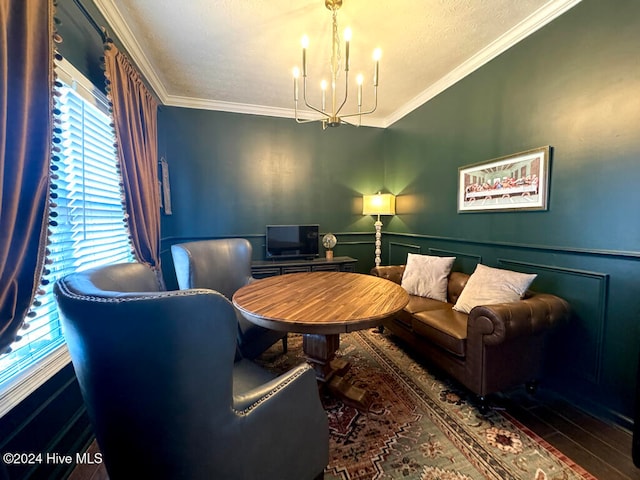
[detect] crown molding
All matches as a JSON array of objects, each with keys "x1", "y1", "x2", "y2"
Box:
[
  {"x1": 163, "y1": 96, "x2": 296, "y2": 118},
  {"x1": 161, "y1": 96, "x2": 388, "y2": 128},
  {"x1": 385, "y1": 0, "x2": 583, "y2": 127},
  {"x1": 94, "y1": 0, "x2": 581, "y2": 129}
]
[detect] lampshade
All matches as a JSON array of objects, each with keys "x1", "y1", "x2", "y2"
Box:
[{"x1": 362, "y1": 193, "x2": 396, "y2": 216}]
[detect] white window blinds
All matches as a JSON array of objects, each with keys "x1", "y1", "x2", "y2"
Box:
[{"x1": 0, "y1": 58, "x2": 134, "y2": 407}]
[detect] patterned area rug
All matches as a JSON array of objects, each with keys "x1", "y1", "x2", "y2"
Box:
[{"x1": 256, "y1": 329, "x2": 597, "y2": 480}]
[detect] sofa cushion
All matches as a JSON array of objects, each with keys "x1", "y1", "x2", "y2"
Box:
[
  {"x1": 412, "y1": 307, "x2": 468, "y2": 357},
  {"x1": 393, "y1": 295, "x2": 443, "y2": 328},
  {"x1": 401, "y1": 254, "x2": 455, "y2": 302},
  {"x1": 405, "y1": 295, "x2": 450, "y2": 314},
  {"x1": 453, "y1": 264, "x2": 537, "y2": 314}
]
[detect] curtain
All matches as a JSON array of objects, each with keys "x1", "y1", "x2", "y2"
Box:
[
  {"x1": 0, "y1": 0, "x2": 54, "y2": 353},
  {"x1": 103, "y1": 41, "x2": 161, "y2": 275}
]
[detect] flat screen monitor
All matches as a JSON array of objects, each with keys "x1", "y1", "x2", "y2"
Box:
[{"x1": 266, "y1": 224, "x2": 319, "y2": 259}]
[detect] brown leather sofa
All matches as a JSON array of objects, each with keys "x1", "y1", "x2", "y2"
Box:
[{"x1": 371, "y1": 265, "x2": 570, "y2": 407}]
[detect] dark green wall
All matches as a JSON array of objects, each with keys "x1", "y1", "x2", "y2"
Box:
[
  {"x1": 385, "y1": 0, "x2": 640, "y2": 250},
  {"x1": 158, "y1": 108, "x2": 386, "y2": 237},
  {"x1": 383, "y1": 0, "x2": 640, "y2": 426},
  {"x1": 157, "y1": 107, "x2": 388, "y2": 281}
]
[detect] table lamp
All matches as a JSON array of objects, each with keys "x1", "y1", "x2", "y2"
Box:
[{"x1": 362, "y1": 192, "x2": 396, "y2": 267}]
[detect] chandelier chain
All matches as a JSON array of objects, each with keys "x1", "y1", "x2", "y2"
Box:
[{"x1": 331, "y1": 9, "x2": 341, "y2": 81}]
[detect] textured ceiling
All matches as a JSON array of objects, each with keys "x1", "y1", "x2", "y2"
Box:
[{"x1": 93, "y1": 0, "x2": 581, "y2": 128}]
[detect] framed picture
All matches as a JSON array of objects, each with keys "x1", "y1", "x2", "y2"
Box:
[{"x1": 458, "y1": 146, "x2": 551, "y2": 213}]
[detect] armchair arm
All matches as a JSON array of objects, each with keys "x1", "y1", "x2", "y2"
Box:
[
  {"x1": 370, "y1": 265, "x2": 405, "y2": 285},
  {"x1": 232, "y1": 363, "x2": 329, "y2": 480},
  {"x1": 233, "y1": 363, "x2": 315, "y2": 412},
  {"x1": 468, "y1": 293, "x2": 570, "y2": 346}
]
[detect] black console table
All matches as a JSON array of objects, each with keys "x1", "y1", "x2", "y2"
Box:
[{"x1": 251, "y1": 256, "x2": 358, "y2": 279}]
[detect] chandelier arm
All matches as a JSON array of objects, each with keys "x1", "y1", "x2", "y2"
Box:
[
  {"x1": 339, "y1": 87, "x2": 378, "y2": 118},
  {"x1": 338, "y1": 116, "x2": 360, "y2": 127},
  {"x1": 339, "y1": 108, "x2": 374, "y2": 119},
  {"x1": 302, "y1": 77, "x2": 330, "y2": 118},
  {"x1": 294, "y1": 110, "x2": 320, "y2": 124},
  {"x1": 302, "y1": 98, "x2": 328, "y2": 118},
  {"x1": 296, "y1": 113, "x2": 328, "y2": 123},
  {"x1": 295, "y1": 95, "x2": 325, "y2": 123},
  {"x1": 295, "y1": 117, "x2": 319, "y2": 124},
  {"x1": 334, "y1": 70, "x2": 350, "y2": 117}
]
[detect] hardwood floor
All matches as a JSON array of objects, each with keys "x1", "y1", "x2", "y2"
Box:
[
  {"x1": 67, "y1": 440, "x2": 108, "y2": 480},
  {"x1": 496, "y1": 388, "x2": 640, "y2": 480},
  {"x1": 68, "y1": 387, "x2": 639, "y2": 480}
]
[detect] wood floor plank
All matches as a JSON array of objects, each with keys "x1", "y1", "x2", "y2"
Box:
[
  {"x1": 528, "y1": 404, "x2": 640, "y2": 479},
  {"x1": 67, "y1": 440, "x2": 108, "y2": 480},
  {"x1": 543, "y1": 398, "x2": 633, "y2": 454},
  {"x1": 544, "y1": 431, "x2": 632, "y2": 480},
  {"x1": 498, "y1": 394, "x2": 558, "y2": 438},
  {"x1": 499, "y1": 387, "x2": 639, "y2": 479}
]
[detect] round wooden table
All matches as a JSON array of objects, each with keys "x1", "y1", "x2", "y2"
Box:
[{"x1": 232, "y1": 271, "x2": 409, "y2": 409}]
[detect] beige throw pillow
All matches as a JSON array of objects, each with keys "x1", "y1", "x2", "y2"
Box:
[
  {"x1": 400, "y1": 254, "x2": 455, "y2": 302},
  {"x1": 453, "y1": 264, "x2": 537, "y2": 314}
]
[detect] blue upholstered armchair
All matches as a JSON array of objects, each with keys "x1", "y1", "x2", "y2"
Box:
[
  {"x1": 54, "y1": 262, "x2": 328, "y2": 480},
  {"x1": 171, "y1": 238, "x2": 288, "y2": 359}
]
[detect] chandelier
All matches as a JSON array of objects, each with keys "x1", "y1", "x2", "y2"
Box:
[{"x1": 292, "y1": 0, "x2": 381, "y2": 129}]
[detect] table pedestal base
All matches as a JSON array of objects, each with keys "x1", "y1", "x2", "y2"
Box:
[
  {"x1": 327, "y1": 374, "x2": 371, "y2": 410},
  {"x1": 302, "y1": 333, "x2": 371, "y2": 410},
  {"x1": 302, "y1": 333, "x2": 340, "y2": 381}
]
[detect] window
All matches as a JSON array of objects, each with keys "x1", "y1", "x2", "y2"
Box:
[{"x1": 0, "y1": 58, "x2": 134, "y2": 414}]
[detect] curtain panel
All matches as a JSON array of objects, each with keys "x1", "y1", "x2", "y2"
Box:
[
  {"x1": 0, "y1": 0, "x2": 54, "y2": 353},
  {"x1": 103, "y1": 42, "x2": 161, "y2": 275}
]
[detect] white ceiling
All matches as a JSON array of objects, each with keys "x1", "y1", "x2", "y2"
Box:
[{"x1": 93, "y1": 0, "x2": 581, "y2": 128}]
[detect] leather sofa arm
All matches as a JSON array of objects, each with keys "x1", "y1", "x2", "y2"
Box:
[
  {"x1": 468, "y1": 293, "x2": 570, "y2": 346},
  {"x1": 370, "y1": 265, "x2": 405, "y2": 285}
]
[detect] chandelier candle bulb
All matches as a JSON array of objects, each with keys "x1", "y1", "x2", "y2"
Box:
[
  {"x1": 301, "y1": 35, "x2": 309, "y2": 76},
  {"x1": 321, "y1": 80, "x2": 327, "y2": 111},
  {"x1": 293, "y1": 67, "x2": 299, "y2": 101},
  {"x1": 344, "y1": 27, "x2": 351, "y2": 71},
  {"x1": 373, "y1": 49, "x2": 381, "y2": 86},
  {"x1": 357, "y1": 74, "x2": 363, "y2": 106}
]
